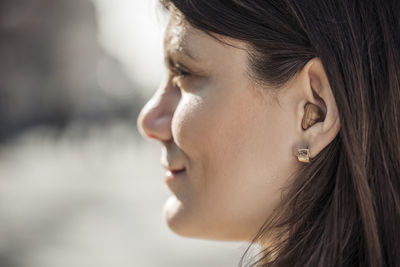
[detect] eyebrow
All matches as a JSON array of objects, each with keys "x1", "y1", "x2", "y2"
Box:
[
  {"x1": 165, "y1": 45, "x2": 198, "y2": 62},
  {"x1": 180, "y1": 44, "x2": 198, "y2": 60},
  {"x1": 163, "y1": 46, "x2": 199, "y2": 73}
]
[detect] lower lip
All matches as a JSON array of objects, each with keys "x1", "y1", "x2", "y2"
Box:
[{"x1": 165, "y1": 169, "x2": 186, "y2": 183}]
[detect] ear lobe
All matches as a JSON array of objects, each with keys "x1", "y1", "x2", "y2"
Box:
[{"x1": 298, "y1": 58, "x2": 341, "y2": 159}]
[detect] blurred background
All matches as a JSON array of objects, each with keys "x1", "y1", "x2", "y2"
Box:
[{"x1": 0, "y1": 0, "x2": 248, "y2": 266}]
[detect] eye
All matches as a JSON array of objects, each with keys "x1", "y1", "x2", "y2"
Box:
[
  {"x1": 170, "y1": 63, "x2": 192, "y2": 78},
  {"x1": 169, "y1": 64, "x2": 192, "y2": 90},
  {"x1": 165, "y1": 58, "x2": 194, "y2": 90}
]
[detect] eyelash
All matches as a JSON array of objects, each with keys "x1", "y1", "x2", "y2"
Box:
[
  {"x1": 166, "y1": 59, "x2": 193, "y2": 90},
  {"x1": 170, "y1": 64, "x2": 191, "y2": 78}
]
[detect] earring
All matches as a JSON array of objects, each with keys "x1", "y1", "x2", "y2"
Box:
[{"x1": 295, "y1": 144, "x2": 311, "y2": 163}]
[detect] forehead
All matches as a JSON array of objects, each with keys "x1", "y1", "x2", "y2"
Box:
[
  {"x1": 163, "y1": 14, "x2": 200, "y2": 59},
  {"x1": 163, "y1": 12, "x2": 246, "y2": 61}
]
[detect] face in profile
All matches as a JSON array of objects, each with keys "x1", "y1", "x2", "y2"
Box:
[{"x1": 137, "y1": 12, "x2": 303, "y2": 242}]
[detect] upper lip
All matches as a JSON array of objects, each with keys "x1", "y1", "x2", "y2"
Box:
[{"x1": 162, "y1": 164, "x2": 185, "y2": 172}]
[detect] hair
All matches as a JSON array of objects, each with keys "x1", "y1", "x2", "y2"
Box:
[{"x1": 160, "y1": 1, "x2": 400, "y2": 266}]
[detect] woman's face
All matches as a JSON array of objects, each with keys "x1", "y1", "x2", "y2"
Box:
[{"x1": 137, "y1": 13, "x2": 302, "y2": 241}]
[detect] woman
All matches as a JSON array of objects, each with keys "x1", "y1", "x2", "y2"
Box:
[{"x1": 137, "y1": 0, "x2": 400, "y2": 266}]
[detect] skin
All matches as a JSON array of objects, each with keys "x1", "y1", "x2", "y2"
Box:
[{"x1": 137, "y1": 12, "x2": 340, "y2": 242}]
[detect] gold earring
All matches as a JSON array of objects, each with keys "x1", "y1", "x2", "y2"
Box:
[{"x1": 295, "y1": 145, "x2": 311, "y2": 163}]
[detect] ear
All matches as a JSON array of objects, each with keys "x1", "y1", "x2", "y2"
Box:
[{"x1": 295, "y1": 57, "x2": 341, "y2": 159}]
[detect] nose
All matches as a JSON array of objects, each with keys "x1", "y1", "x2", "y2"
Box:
[{"x1": 137, "y1": 81, "x2": 179, "y2": 142}]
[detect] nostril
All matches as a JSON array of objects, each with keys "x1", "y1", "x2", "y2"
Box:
[{"x1": 146, "y1": 133, "x2": 157, "y2": 139}]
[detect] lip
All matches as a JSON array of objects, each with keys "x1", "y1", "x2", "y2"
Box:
[{"x1": 165, "y1": 168, "x2": 186, "y2": 183}]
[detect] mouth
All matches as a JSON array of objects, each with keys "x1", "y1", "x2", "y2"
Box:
[
  {"x1": 170, "y1": 168, "x2": 185, "y2": 175},
  {"x1": 165, "y1": 168, "x2": 186, "y2": 183}
]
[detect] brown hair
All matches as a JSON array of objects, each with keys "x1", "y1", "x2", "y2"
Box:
[{"x1": 160, "y1": 1, "x2": 400, "y2": 266}]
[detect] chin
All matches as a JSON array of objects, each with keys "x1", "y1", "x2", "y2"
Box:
[
  {"x1": 162, "y1": 196, "x2": 252, "y2": 241},
  {"x1": 162, "y1": 195, "x2": 199, "y2": 238}
]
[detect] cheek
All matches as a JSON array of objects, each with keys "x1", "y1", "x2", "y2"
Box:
[
  {"x1": 170, "y1": 87, "x2": 238, "y2": 186},
  {"x1": 173, "y1": 83, "x2": 265, "y2": 190},
  {"x1": 171, "y1": 81, "x2": 295, "y2": 210},
  {"x1": 201, "y1": 99, "x2": 296, "y2": 230},
  {"x1": 172, "y1": 81, "x2": 276, "y2": 183},
  {"x1": 171, "y1": 93, "x2": 206, "y2": 157}
]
